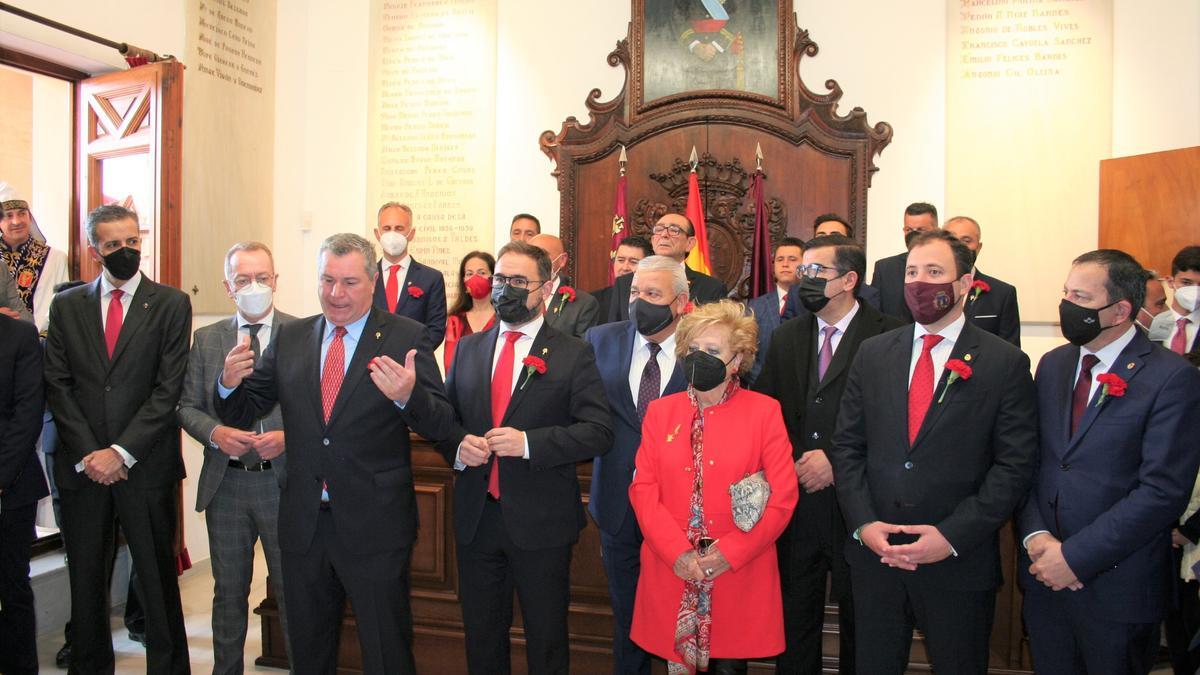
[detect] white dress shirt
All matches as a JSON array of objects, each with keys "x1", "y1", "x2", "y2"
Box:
[
  {"x1": 237, "y1": 309, "x2": 275, "y2": 352},
  {"x1": 908, "y1": 313, "x2": 966, "y2": 389},
  {"x1": 381, "y1": 256, "x2": 410, "y2": 295},
  {"x1": 77, "y1": 273, "x2": 144, "y2": 472},
  {"x1": 816, "y1": 300, "x2": 861, "y2": 358},
  {"x1": 776, "y1": 285, "x2": 789, "y2": 317},
  {"x1": 629, "y1": 331, "x2": 678, "y2": 404},
  {"x1": 1166, "y1": 305, "x2": 1200, "y2": 353}
]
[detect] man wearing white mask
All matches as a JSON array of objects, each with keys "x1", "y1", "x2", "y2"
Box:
[
  {"x1": 1149, "y1": 246, "x2": 1200, "y2": 365},
  {"x1": 372, "y1": 202, "x2": 448, "y2": 348},
  {"x1": 178, "y1": 242, "x2": 296, "y2": 674}
]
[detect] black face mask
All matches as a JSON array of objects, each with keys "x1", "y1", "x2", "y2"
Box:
[
  {"x1": 1059, "y1": 298, "x2": 1120, "y2": 346},
  {"x1": 629, "y1": 297, "x2": 676, "y2": 336},
  {"x1": 683, "y1": 350, "x2": 731, "y2": 392},
  {"x1": 102, "y1": 247, "x2": 141, "y2": 281},
  {"x1": 797, "y1": 273, "x2": 847, "y2": 313},
  {"x1": 492, "y1": 283, "x2": 541, "y2": 324}
]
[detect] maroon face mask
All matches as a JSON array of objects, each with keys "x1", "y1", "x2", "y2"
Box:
[{"x1": 904, "y1": 280, "x2": 959, "y2": 325}]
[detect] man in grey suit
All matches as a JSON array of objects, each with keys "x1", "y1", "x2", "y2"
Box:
[
  {"x1": 178, "y1": 242, "x2": 295, "y2": 674},
  {"x1": 529, "y1": 233, "x2": 600, "y2": 337}
]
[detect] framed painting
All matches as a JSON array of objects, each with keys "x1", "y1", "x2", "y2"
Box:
[{"x1": 635, "y1": 0, "x2": 788, "y2": 109}]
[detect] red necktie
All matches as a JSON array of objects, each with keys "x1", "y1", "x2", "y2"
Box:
[
  {"x1": 386, "y1": 264, "x2": 401, "y2": 313},
  {"x1": 1171, "y1": 317, "x2": 1191, "y2": 355},
  {"x1": 488, "y1": 330, "x2": 522, "y2": 499},
  {"x1": 321, "y1": 326, "x2": 347, "y2": 423},
  {"x1": 1071, "y1": 354, "x2": 1100, "y2": 437},
  {"x1": 907, "y1": 333, "x2": 944, "y2": 444},
  {"x1": 105, "y1": 289, "x2": 124, "y2": 358}
]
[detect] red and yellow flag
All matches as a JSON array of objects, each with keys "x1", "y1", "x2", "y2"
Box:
[{"x1": 685, "y1": 168, "x2": 712, "y2": 275}]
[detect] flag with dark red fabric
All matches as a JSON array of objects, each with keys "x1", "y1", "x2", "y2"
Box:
[
  {"x1": 609, "y1": 146, "x2": 629, "y2": 284},
  {"x1": 748, "y1": 160, "x2": 772, "y2": 298}
]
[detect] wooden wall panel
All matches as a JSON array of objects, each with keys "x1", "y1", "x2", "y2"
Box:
[{"x1": 1100, "y1": 146, "x2": 1200, "y2": 275}]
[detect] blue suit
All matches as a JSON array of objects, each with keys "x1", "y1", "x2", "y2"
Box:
[
  {"x1": 373, "y1": 258, "x2": 447, "y2": 348},
  {"x1": 1018, "y1": 328, "x2": 1200, "y2": 673},
  {"x1": 584, "y1": 320, "x2": 686, "y2": 675},
  {"x1": 745, "y1": 290, "x2": 783, "y2": 386}
]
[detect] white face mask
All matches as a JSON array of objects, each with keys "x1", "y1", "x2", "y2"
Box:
[
  {"x1": 380, "y1": 231, "x2": 408, "y2": 258},
  {"x1": 235, "y1": 281, "x2": 274, "y2": 318},
  {"x1": 1175, "y1": 285, "x2": 1200, "y2": 313},
  {"x1": 1148, "y1": 309, "x2": 1176, "y2": 341}
]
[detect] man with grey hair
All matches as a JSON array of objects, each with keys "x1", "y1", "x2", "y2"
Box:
[
  {"x1": 216, "y1": 232, "x2": 454, "y2": 674},
  {"x1": 179, "y1": 241, "x2": 296, "y2": 674},
  {"x1": 584, "y1": 254, "x2": 690, "y2": 674},
  {"x1": 44, "y1": 203, "x2": 192, "y2": 673},
  {"x1": 371, "y1": 202, "x2": 447, "y2": 348}
]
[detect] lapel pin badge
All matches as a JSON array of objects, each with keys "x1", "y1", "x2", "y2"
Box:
[
  {"x1": 375, "y1": 331, "x2": 382, "y2": 340},
  {"x1": 1126, "y1": 362, "x2": 1134, "y2": 370},
  {"x1": 667, "y1": 423, "x2": 681, "y2": 443},
  {"x1": 541, "y1": 347, "x2": 548, "y2": 355},
  {"x1": 142, "y1": 303, "x2": 149, "y2": 309},
  {"x1": 964, "y1": 354, "x2": 972, "y2": 362}
]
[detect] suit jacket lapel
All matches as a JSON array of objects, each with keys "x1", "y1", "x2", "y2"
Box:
[
  {"x1": 790, "y1": 315, "x2": 817, "y2": 393},
  {"x1": 1066, "y1": 333, "x2": 1151, "y2": 456},
  {"x1": 616, "y1": 323, "x2": 640, "y2": 426},
  {"x1": 326, "y1": 309, "x2": 387, "y2": 427},
  {"x1": 816, "y1": 306, "x2": 864, "y2": 392},
  {"x1": 1054, "y1": 346, "x2": 1079, "y2": 455},
  {"x1": 310, "y1": 317, "x2": 327, "y2": 422},
  {"x1": 501, "y1": 324, "x2": 552, "y2": 425},
  {"x1": 913, "y1": 322, "x2": 982, "y2": 449},
  {"x1": 83, "y1": 278, "x2": 108, "y2": 365},
  {"x1": 109, "y1": 278, "x2": 156, "y2": 369},
  {"x1": 889, "y1": 326, "x2": 916, "y2": 451}
]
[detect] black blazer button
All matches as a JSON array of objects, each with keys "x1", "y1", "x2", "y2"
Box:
[
  {"x1": 1060, "y1": 463, "x2": 1069, "y2": 471},
  {"x1": 811, "y1": 432, "x2": 820, "y2": 440}
]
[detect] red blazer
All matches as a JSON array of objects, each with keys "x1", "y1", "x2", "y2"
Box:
[{"x1": 629, "y1": 387, "x2": 798, "y2": 659}]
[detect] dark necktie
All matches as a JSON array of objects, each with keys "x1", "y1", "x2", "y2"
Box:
[
  {"x1": 817, "y1": 325, "x2": 838, "y2": 382},
  {"x1": 637, "y1": 342, "x2": 662, "y2": 422},
  {"x1": 105, "y1": 289, "x2": 124, "y2": 358},
  {"x1": 1071, "y1": 354, "x2": 1100, "y2": 437},
  {"x1": 246, "y1": 323, "x2": 263, "y2": 363},
  {"x1": 907, "y1": 333, "x2": 944, "y2": 444},
  {"x1": 488, "y1": 331, "x2": 522, "y2": 499}
]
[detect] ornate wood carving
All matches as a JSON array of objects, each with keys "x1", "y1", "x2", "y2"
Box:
[{"x1": 540, "y1": 2, "x2": 892, "y2": 296}]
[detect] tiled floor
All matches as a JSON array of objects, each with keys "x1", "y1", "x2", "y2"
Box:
[{"x1": 35, "y1": 546, "x2": 286, "y2": 674}]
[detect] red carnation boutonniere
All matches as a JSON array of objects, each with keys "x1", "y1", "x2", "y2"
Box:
[
  {"x1": 555, "y1": 286, "x2": 576, "y2": 313},
  {"x1": 682, "y1": 301, "x2": 696, "y2": 314},
  {"x1": 520, "y1": 351, "x2": 548, "y2": 390},
  {"x1": 969, "y1": 279, "x2": 991, "y2": 303},
  {"x1": 406, "y1": 285, "x2": 424, "y2": 298},
  {"x1": 938, "y1": 358, "x2": 973, "y2": 403},
  {"x1": 1095, "y1": 373, "x2": 1127, "y2": 407}
]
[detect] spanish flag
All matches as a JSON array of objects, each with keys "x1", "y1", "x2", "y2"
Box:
[{"x1": 685, "y1": 167, "x2": 712, "y2": 275}]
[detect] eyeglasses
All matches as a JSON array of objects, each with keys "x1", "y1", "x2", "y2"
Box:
[
  {"x1": 491, "y1": 274, "x2": 546, "y2": 290},
  {"x1": 232, "y1": 275, "x2": 275, "y2": 289},
  {"x1": 796, "y1": 263, "x2": 847, "y2": 280},
  {"x1": 651, "y1": 224, "x2": 689, "y2": 238}
]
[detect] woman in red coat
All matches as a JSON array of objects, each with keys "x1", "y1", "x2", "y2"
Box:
[{"x1": 630, "y1": 300, "x2": 798, "y2": 673}]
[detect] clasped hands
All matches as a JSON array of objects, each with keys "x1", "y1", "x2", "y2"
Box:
[
  {"x1": 212, "y1": 426, "x2": 286, "y2": 460},
  {"x1": 82, "y1": 448, "x2": 128, "y2": 485},
  {"x1": 457, "y1": 429, "x2": 526, "y2": 466},
  {"x1": 1025, "y1": 532, "x2": 1083, "y2": 591},
  {"x1": 673, "y1": 544, "x2": 732, "y2": 582},
  {"x1": 221, "y1": 336, "x2": 420, "y2": 404},
  {"x1": 860, "y1": 521, "x2": 954, "y2": 571}
]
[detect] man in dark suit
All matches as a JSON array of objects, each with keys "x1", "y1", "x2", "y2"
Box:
[
  {"x1": 584, "y1": 255, "x2": 689, "y2": 674},
  {"x1": 869, "y1": 202, "x2": 939, "y2": 323},
  {"x1": 44, "y1": 204, "x2": 192, "y2": 674},
  {"x1": 371, "y1": 202, "x2": 448, "y2": 348},
  {"x1": 756, "y1": 234, "x2": 904, "y2": 674},
  {"x1": 0, "y1": 313, "x2": 47, "y2": 675},
  {"x1": 944, "y1": 216, "x2": 1021, "y2": 347},
  {"x1": 216, "y1": 233, "x2": 453, "y2": 674},
  {"x1": 745, "y1": 236, "x2": 805, "y2": 384},
  {"x1": 529, "y1": 233, "x2": 600, "y2": 337},
  {"x1": 1157, "y1": 245, "x2": 1200, "y2": 362},
  {"x1": 591, "y1": 235, "x2": 652, "y2": 325},
  {"x1": 179, "y1": 242, "x2": 296, "y2": 674},
  {"x1": 780, "y1": 215, "x2": 879, "y2": 321},
  {"x1": 830, "y1": 229, "x2": 1038, "y2": 674},
  {"x1": 437, "y1": 240, "x2": 612, "y2": 674},
  {"x1": 1017, "y1": 249, "x2": 1200, "y2": 674},
  {"x1": 607, "y1": 213, "x2": 727, "y2": 322}
]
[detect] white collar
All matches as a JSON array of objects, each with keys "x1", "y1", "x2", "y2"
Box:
[
  {"x1": 237, "y1": 309, "x2": 275, "y2": 329},
  {"x1": 817, "y1": 299, "x2": 861, "y2": 335},
  {"x1": 636, "y1": 327, "x2": 677, "y2": 356},
  {"x1": 1082, "y1": 323, "x2": 1138, "y2": 368},
  {"x1": 499, "y1": 312, "x2": 545, "y2": 340},
  {"x1": 100, "y1": 271, "x2": 142, "y2": 298},
  {"x1": 913, "y1": 312, "x2": 967, "y2": 343}
]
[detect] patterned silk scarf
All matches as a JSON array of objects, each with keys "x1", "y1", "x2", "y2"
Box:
[
  {"x1": 669, "y1": 377, "x2": 740, "y2": 675},
  {"x1": 0, "y1": 237, "x2": 49, "y2": 312}
]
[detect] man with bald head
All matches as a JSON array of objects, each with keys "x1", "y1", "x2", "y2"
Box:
[
  {"x1": 606, "y1": 212, "x2": 728, "y2": 322},
  {"x1": 944, "y1": 216, "x2": 1021, "y2": 346},
  {"x1": 529, "y1": 233, "x2": 600, "y2": 337}
]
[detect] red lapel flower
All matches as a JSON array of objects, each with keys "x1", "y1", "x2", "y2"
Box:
[
  {"x1": 555, "y1": 286, "x2": 576, "y2": 313},
  {"x1": 407, "y1": 285, "x2": 424, "y2": 298},
  {"x1": 970, "y1": 279, "x2": 991, "y2": 303},
  {"x1": 520, "y1": 353, "x2": 548, "y2": 389},
  {"x1": 682, "y1": 301, "x2": 696, "y2": 314},
  {"x1": 1095, "y1": 373, "x2": 1127, "y2": 407},
  {"x1": 938, "y1": 358, "x2": 973, "y2": 403}
]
